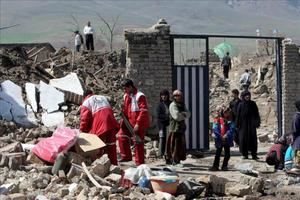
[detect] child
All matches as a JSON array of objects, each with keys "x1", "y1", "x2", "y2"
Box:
[
  {"x1": 210, "y1": 106, "x2": 235, "y2": 171},
  {"x1": 265, "y1": 133, "x2": 291, "y2": 170},
  {"x1": 74, "y1": 30, "x2": 83, "y2": 52}
]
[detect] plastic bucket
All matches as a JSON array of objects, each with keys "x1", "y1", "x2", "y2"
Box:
[{"x1": 150, "y1": 176, "x2": 179, "y2": 194}]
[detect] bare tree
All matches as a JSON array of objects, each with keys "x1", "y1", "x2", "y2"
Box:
[
  {"x1": 97, "y1": 13, "x2": 120, "y2": 52},
  {"x1": 65, "y1": 14, "x2": 81, "y2": 33}
]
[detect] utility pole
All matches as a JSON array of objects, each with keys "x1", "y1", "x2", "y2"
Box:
[{"x1": 256, "y1": 29, "x2": 260, "y2": 56}]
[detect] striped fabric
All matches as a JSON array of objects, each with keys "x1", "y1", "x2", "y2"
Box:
[{"x1": 174, "y1": 66, "x2": 209, "y2": 150}]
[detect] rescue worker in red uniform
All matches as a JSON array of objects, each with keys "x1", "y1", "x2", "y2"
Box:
[
  {"x1": 80, "y1": 90, "x2": 119, "y2": 165},
  {"x1": 118, "y1": 79, "x2": 150, "y2": 165}
]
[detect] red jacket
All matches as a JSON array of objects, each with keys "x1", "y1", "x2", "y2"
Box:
[
  {"x1": 123, "y1": 88, "x2": 149, "y2": 130},
  {"x1": 80, "y1": 94, "x2": 119, "y2": 136}
]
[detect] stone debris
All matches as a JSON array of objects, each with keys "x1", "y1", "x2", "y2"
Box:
[
  {"x1": 25, "y1": 83, "x2": 38, "y2": 113},
  {"x1": 0, "y1": 80, "x2": 37, "y2": 127},
  {"x1": 39, "y1": 81, "x2": 65, "y2": 113},
  {"x1": 41, "y1": 111, "x2": 64, "y2": 127},
  {"x1": 49, "y1": 72, "x2": 84, "y2": 95},
  {"x1": 226, "y1": 183, "x2": 252, "y2": 197},
  {"x1": 257, "y1": 133, "x2": 269, "y2": 143},
  {"x1": 91, "y1": 154, "x2": 111, "y2": 178}
]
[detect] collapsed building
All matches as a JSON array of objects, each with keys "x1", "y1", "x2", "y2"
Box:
[{"x1": 0, "y1": 20, "x2": 300, "y2": 199}]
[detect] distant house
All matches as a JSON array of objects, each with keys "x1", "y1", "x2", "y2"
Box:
[{"x1": 0, "y1": 43, "x2": 56, "y2": 62}]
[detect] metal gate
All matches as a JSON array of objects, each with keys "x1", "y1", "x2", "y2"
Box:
[{"x1": 170, "y1": 35, "x2": 209, "y2": 150}]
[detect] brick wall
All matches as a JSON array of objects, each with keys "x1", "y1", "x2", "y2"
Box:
[
  {"x1": 282, "y1": 43, "x2": 300, "y2": 134},
  {"x1": 124, "y1": 19, "x2": 172, "y2": 132}
]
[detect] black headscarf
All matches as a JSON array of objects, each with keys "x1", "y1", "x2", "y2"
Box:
[
  {"x1": 239, "y1": 91, "x2": 252, "y2": 118},
  {"x1": 241, "y1": 90, "x2": 251, "y2": 101},
  {"x1": 160, "y1": 89, "x2": 170, "y2": 102}
]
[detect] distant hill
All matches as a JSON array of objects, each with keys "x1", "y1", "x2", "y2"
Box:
[{"x1": 1, "y1": 0, "x2": 300, "y2": 49}]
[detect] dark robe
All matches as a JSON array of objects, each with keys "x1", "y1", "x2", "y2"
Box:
[{"x1": 236, "y1": 99, "x2": 260, "y2": 157}]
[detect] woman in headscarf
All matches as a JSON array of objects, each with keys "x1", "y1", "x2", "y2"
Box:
[
  {"x1": 236, "y1": 91, "x2": 261, "y2": 159},
  {"x1": 166, "y1": 89, "x2": 190, "y2": 166},
  {"x1": 156, "y1": 89, "x2": 172, "y2": 161}
]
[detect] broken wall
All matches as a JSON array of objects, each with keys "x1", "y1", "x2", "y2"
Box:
[
  {"x1": 124, "y1": 19, "x2": 172, "y2": 132},
  {"x1": 282, "y1": 43, "x2": 300, "y2": 134}
]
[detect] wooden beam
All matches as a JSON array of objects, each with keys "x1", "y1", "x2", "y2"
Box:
[
  {"x1": 27, "y1": 47, "x2": 37, "y2": 55},
  {"x1": 81, "y1": 162, "x2": 112, "y2": 190},
  {"x1": 28, "y1": 47, "x2": 46, "y2": 59}
]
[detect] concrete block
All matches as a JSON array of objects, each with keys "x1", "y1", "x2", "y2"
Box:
[
  {"x1": 197, "y1": 174, "x2": 228, "y2": 195},
  {"x1": 105, "y1": 173, "x2": 122, "y2": 185},
  {"x1": 59, "y1": 187, "x2": 69, "y2": 198},
  {"x1": 91, "y1": 154, "x2": 111, "y2": 178},
  {"x1": 8, "y1": 193, "x2": 26, "y2": 200},
  {"x1": 226, "y1": 183, "x2": 252, "y2": 196},
  {"x1": 258, "y1": 133, "x2": 269, "y2": 143},
  {"x1": 26, "y1": 152, "x2": 44, "y2": 165},
  {"x1": 240, "y1": 175, "x2": 264, "y2": 193},
  {"x1": 58, "y1": 170, "x2": 66, "y2": 178},
  {"x1": 129, "y1": 191, "x2": 145, "y2": 200}
]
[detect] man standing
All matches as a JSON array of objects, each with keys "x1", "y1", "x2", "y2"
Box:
[
  {"x1": 80, "y1": 90, "x2": 119, "y2": 165},
  {"x1": 166, "y1": 90, "x2": 190, "y2": 166},
  {"x1": 236, "y1": 91, "x2": 260, "y2": 160},
  {"x1": 240, "y1": 69, "x2": 251, "y2": 91},
  {"x1": 118, "y1": 79, "x2": 150, "y2": 165},
  {"x1": 83, "y1": 21, "x2": 94, "y2": 51},
  {"x1": 229, "y1": 89, "x2": 241, "y2": 144},
  {"x1": 221, "y1": 52, "x2": 232, "y2": 79}
]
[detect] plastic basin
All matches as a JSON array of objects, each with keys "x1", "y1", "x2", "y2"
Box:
[{"x1": 150, "y1": 176, "x2": 179, "y2": 194}]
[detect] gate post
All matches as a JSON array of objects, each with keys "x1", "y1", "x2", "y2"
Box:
[
  {"x1": 124, "y1": 19, "x2": 172, "y2": 134},
  {"x1": 282, "y1": 43, "x2": 300, "y2": 135}
]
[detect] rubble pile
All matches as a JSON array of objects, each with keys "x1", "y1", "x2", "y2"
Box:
[{"x1": 0, "y1": 47, "x2": 126, "y2": 129}]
